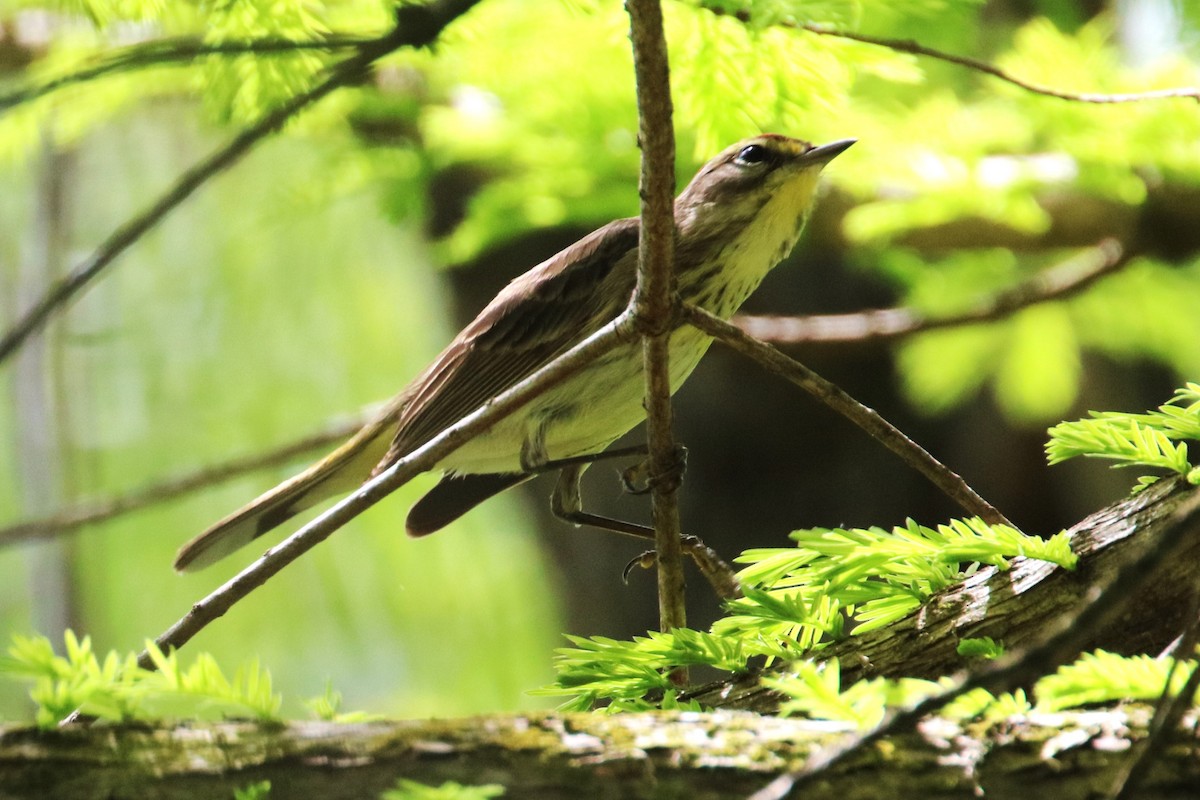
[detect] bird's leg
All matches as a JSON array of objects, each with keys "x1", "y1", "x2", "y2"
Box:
[
  {"x1": 518, "y1": 415, "x2": 554, "y2": 474},
  {"x1": 550, "y1": 462, "x2": 658, "y2": 540},
  {"x1": 549, "y1": 461, "x2": 741, "y2": 600}
]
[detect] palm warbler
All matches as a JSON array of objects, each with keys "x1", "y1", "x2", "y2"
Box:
[{"x1": 175, "y1": 134, "x2": 853, "y2": 571}]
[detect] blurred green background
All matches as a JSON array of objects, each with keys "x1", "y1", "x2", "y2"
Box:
[{"x1": 2, "y1": 0, "x2": 1199, "y2": 720}]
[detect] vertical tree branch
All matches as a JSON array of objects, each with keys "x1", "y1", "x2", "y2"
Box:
[{"x1": 626, "y1": 0, "x2": 686, "y2": 637}]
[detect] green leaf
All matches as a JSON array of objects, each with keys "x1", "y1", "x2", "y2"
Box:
[
  {"x1": 1036, "y1": 650, "x2": 1199, "y2": 712},
  {"x1": 1046, "y1": 384, "x2": 1199, "y2": 479},
  {"x1": 766, "y1": 659, "x2": 942, "y2": 729},
  {"x1": 957, "y1": 637, "x2": 1005, "y2": 659}
]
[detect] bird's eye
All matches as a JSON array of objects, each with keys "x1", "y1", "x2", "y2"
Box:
[{"x1": 734, "y1": 144, "x2": 770, "y2": 166}]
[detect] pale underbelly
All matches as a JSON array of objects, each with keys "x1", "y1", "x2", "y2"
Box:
[{"x1": 435, "y1": 326, "x2": 714, "y2": 474}]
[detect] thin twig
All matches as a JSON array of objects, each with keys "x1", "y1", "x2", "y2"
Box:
[
  {"x1": 97, "y1": 313, "x2": 632, "y2": 685},
  {"x1": 0, "y1": 33, "x2": 378, "y2": 111},
  {"x1": 803, "y1": 25, "x2": 1200, "y2": 104},
  {"x1": 0, "y1": 54, "x2": 367, "y2": 365},
  {"x1": 736, "y1": 238, "x2": 1129, "y2": 345},
  {"x1": 748, "y1": 482, "x2": 1200, "y2": 800},
  {"x1": 683, "y1": 304, "x2": 1012, "y2": 527},
  {"x1": 0, "y1": 411, "x2": 371, "y2": 548},
  {"x1": 627, "y1": 0, "x2": 687, "y2": 638},
  {"x1": 0, "y1": 0, "x2": 482, "y2": 368},
  {"x1": 700, "y1": 4, "x2": 1200, "y2": 105}
]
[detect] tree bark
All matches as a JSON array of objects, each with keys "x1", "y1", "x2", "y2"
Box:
[{"x1": 1, "y1": 707, "x2": 1197, "y2": 799}]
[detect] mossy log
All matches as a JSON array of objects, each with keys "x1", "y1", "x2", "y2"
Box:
[{"x1": 1, "y1": 707, "x2": 1198, "y2": 799}]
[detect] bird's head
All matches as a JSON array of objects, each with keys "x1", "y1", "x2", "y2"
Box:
[{"x1": 675, "y1": 134, "x2": 855, "y2": 233}]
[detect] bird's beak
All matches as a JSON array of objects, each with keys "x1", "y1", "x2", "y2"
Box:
[{"x1": 798, "y1": 138, "x2": 856, "y2": 167}]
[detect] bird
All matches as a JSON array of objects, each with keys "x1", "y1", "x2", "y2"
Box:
[{"x1": 174, "y1": 134, "x2": 854, "y2": 571}]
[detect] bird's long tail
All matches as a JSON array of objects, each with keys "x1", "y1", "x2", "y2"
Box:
[{"x1": 173, "y1": 404, "x2": 402, "y2": 572}]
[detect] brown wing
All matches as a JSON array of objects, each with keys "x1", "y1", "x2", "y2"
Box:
[{"x1": 377, "y1": 217, "x2": 640, "y2": 471}]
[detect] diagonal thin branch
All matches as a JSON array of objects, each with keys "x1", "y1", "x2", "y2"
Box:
[
  {"x1": 0, "y1": 410, "x2": 370, "y2": 548},
  {"x1": 126, "y1": 312, "x2": 635, "y2": 673},
  {"x1": 0, "y1": 0, "x2": 481, "y2": 368},
  {"x1": 0, "y1": 33, "x2": 379, "y2": 111},
  {"x1": 735, "y1": 238, "x2": 1130, "y2": 345},
  {"x1": 627, "y1": 0, "x2": 687, "y2": 637},
  {"x1": 682, "y1": 303, "x2": 1012, "y2": 527},
  {"x1": 700, "y1": 3, "x2": 1199, "y2": 105},
  {"x1": 0, "y1": 57, "x2": 363, "y2": 365},
  {"x1": 801, "y1": 24, "x2": 1200, "y2": 104}
]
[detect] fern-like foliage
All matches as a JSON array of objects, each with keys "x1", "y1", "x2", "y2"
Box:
[
  {"x1": 956, "y1": 636, "x2": 1005, "y2": 659},
  {"x1": 764, "y1": 658, "x2": 943, "y2": 730},
  {"x1": 1046, "y1": 382, "x2": 1200, "y2": 488},
  {"x1": 300, "y1": 679, "x2": 379, "y2": 723},
  {"x1": 542, "y1": 517, "x2": 1074, "y2": 710},
  {"x1": 199, "y1": 0, "x2": 333, "y2": 123},
  {"x1": 535, "y1": 629, "x2": 724, "y2": 711},
  {"x1": 942, "y1": 649, "x2": 1200, "y2": 720},
  {"x1": 725, "y1": 518, "x2": 1075, "y2": 641},
  {"x1": 1035, "y1": 649, "x2": 1200, "y2": 712},
  {"x1": 942, "y1": 686, "x2": 1034, "y2": 721},
  {"x1": 0, "y1": 631, "x2": 282, "y2": 728},
  {"x1": 753, "y1": 647, "x2": 1199, "y2": 727}
]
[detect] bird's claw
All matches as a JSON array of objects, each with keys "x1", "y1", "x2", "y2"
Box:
[
  {"x1": 620, "y1": 536, "x2": 706, "y2": 583},
  {"x1": 619, "y1": 445, "x2": 688, "y2": 495},
  {"x1": 622, "y1": 549, "x2": 658, "y2": 583}
]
